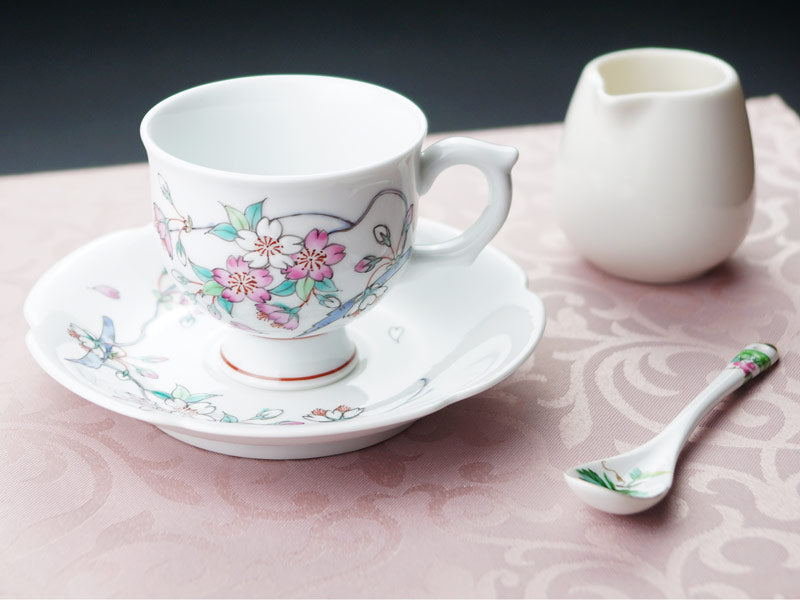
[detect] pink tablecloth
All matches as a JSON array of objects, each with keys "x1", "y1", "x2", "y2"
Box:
[{"x1": 2, "y1": 96, "x2": 799, "y2": 598}]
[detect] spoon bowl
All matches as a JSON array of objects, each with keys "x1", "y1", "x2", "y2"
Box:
[
  {"x1": 564, "y1": 475, "x2": 670, "y2": 515},
  {"x1": 564, "y1": 343, "x2": 778, "y2": 515}
]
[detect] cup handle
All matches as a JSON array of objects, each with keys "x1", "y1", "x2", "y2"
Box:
[{"x1": 413, "y1": 136, "x2": 519, "y2": 266}]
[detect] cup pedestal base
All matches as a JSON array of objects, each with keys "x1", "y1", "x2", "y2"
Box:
[{"x1": 217, "y1": 328, "x2": 358, "y2": 390}]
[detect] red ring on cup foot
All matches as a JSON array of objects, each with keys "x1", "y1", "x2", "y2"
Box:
[
  {"x1": 215, "y1": 328, "x2": 358, "y2": 390},
  {"x1": 220, "y1": 348, "x2": 357, "y2": 385}
]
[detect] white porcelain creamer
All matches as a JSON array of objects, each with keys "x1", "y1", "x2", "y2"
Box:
[{"x1": 555, "y1": 48, "x2": 754, "y2": 283}]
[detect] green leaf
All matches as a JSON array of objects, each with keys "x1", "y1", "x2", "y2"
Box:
[
  {"x1": 187, "y1": 393, "x2": 216, "y2": 403},
  {"x1": 225, "y1": 205, "x2": 249, "y2": 231},
  {"x1": 318, "y1": 294, "x2": 340, "y2": 308},
  {"x1": 151, "y1": 390, "x2": 171, "y2": 400},
  {"x1": 190, "y1": 261, "x2": 214, "y2": 282},
  {"x1": 171, "y1": 385, "x2": 190, "y2": 401},
  {"x1": 249, "y1": 408, "x2": 282, "y2": 420},
  {"x1": 629, "y1": 467, "x2": 643, "y2": 480},
  {"x1": 175, "y1": 239, "x2": 187, "y2": 265},
  {"x1": 270, "y1": 279, "x2": 296, "y2": 296},
  {"x1": 170, "y1": 269, "x2": 190, "y2": 285},
  {"x1": 158, "y1": 174, "x2": 172, "y2": 204},
  {"x1": 208, "y1": 223, "x2": 239, "y2": 241},
  {"x1": 221, "y1": 412, "x2": 238, "y2": 423},
  {"x1": 602, "y1": 473, "x2": 617, "y2": 490},
  {"x1": 739, "y1": 348, "x2": 772, "y2": 369},
  {"x1": 314, "y1": 277, "x2": 337, "y2": 292},
  {"x1": 245, "y1": 201, "x2": 262, "y2": 229},
  {"x1": 218, "y1": 297, "x2": 233, "y2": 315},
  {"x1": 138, "y1": 355, "x2": 169, "y2": 363},
  {"x1": 296, "y1": 277, "x2": 315, "y2": 302},
  {"x1": 576, "y1": 468, "x2": 609, "y2": 489},
  {"x1": 642, "y1": 470, "x2": 672, "y2": 479},
  {"x1": 202, "y1": 280, "x2": 224, "y2": 296}
]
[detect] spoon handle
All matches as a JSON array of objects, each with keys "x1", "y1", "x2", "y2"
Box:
[{"x1": 659, "y1": 343, "x2": 779, "y2": 455}]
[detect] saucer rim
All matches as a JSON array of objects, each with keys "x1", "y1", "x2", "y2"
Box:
[{"x1": 25, "y1": 219, "x2": 545, "y2": 442}]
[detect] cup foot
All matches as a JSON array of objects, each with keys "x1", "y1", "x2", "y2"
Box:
[{"x1": 216, "y1": 328, "x2": 358, "y2": 390}]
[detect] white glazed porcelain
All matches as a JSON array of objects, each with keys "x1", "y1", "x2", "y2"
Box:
[
  {"x1": 141, "y1": 75, "x2": 518, "y2": 387},
  {"x1": 24, "y1": 220, "x2": 546, "y2": 459},
  {"x1": 555, "y1": 48, "x2": 754, "y2": 283},
  {"x1": 564, "y1": 343, "x2": 778, "y2": 514}
]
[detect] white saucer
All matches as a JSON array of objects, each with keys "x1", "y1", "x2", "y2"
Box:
[{"x1": 24, "y1": 219, "x2": 545, "y2": 459}]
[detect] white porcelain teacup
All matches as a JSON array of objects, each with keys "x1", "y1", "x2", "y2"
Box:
[{"x1": 141, "y1": 75, "x2": 518, "y2": 389}]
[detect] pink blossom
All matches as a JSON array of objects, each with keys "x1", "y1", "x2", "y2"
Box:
[
  {"x1": 355, "y1": 257, "x2": 373, "y2": 273},
  {"x1": 255, "y1": 303, "x2": 299, "y2": 330},
  {"x1": 304, "y1": 405, "x2": 364, "y2": 422},
  {"x1": 733, "y1": 360, "x2": 758, "y2": 375},
  {"x1": 212, "y1": 256, "x2": 272, "y2": 303},
  {"x1": 285, "y1": 230, "x2": 345, "y2": 281},
  {"x1": 91, "y1": 285, "x2": 121, "y2": 299},
  {"x1": 153, "y1": 203, "x2": 172, "y2": 258},
  {"x1": 404, "y1": 204, "x2": 414, "y2": 228}
]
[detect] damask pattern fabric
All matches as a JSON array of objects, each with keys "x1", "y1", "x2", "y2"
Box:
[{"x1": 1, "y1": 96, "x2": 798, "y2": 597}]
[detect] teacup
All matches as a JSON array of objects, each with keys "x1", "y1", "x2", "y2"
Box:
[{"x1": 141, "y1": 75, "x2": 518, "y2": 389}]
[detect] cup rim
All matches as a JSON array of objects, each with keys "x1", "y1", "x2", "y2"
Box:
[
  {"x1": 586, "y1": 47, "x2": 740, "y2": 99},
  {"x1": 140, "y1": 74, "x2": 429, "y2": 181}
]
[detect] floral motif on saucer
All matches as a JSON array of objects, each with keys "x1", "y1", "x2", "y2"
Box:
[{"x1": 25, "y1": 219, "x2": 545, "y2": 459}]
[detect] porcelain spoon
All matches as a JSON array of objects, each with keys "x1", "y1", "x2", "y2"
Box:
[{"x1": 564, "y1": 343, "x2": 779, "y2": 515}]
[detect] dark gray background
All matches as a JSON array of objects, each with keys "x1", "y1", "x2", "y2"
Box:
[{"x1": 1, "y1": 2, "x2": 797, "y2": 175}]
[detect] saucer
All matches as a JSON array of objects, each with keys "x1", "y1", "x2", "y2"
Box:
[{"x1": 24, "y1": 219, "x2": 545, "y2": 459}]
